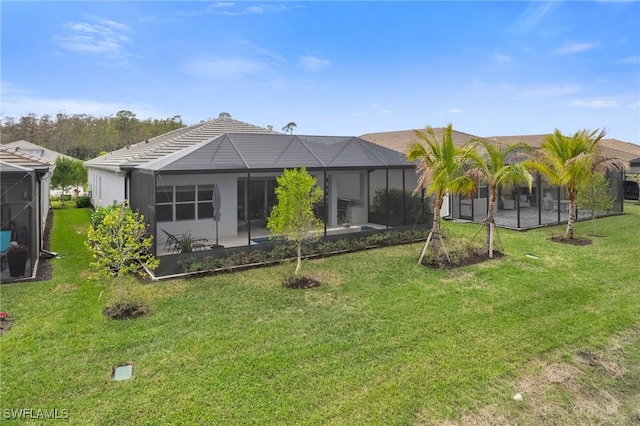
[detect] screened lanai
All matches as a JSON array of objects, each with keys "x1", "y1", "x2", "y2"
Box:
[
  {"x1": 128, "y1": 133, "x2": 431, "y2": 256},
  {"x1": 449, "y1": 171, "x2": 626, "y2": 229}
]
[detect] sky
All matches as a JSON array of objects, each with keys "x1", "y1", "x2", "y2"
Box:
[{"x1": 1, "y1": 1, "x2": 639, "y2": 144}]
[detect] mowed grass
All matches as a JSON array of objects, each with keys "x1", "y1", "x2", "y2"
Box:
[{"x1": 1, "y1": 204, "x2": 639, "y2": 425}]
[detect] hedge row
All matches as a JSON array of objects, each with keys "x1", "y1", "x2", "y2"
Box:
[{"x1": 178, "y1": 228, "x2": 429, "y2": 274}]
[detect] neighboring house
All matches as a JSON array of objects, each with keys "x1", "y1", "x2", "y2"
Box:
[
  {"x1": 84, "y1": 116, "x2": 280, "y2": 208},
  {"x1": 129, "y1": 133, "x2": 428, "y2": 256},
  {"x1": 0, "y1": 145, "x2": 54, "y2": 281},
  {"x1": 3, "y1": 140, "x2": 75, "y2": 163},
  {"x1": 361, "y1": 129, "x2": 637, "y2": 230},
  {"x1": 4, "y1": 140, "x2": 82, "y2": 196}
]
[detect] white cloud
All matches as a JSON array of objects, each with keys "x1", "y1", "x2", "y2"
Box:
[
  {"x1": 448, "y1": 108, "x2": 464, "y2": 114},
  {"x1": 494, "y1": 53, "x2": 512, "y2": 63},
  {"x1": 215, "y1": 4, "x2": 286, "y2": 16},
  {"x1": 629, "y1": 100, "x2": 640, "y2": 109},
  {"x1": 181, "y1": 56, "x2": 274, "y2": 80},
  {"x1": 299, "y1": 56, "x2": 330, "y2": 72},
  {"x1": 520, "y1": 84, "x2": 581, "y2": 98},
  {"x1": 616, "y1": 56, "x2": 640, "y2": 64},
  {"x1": 1, "y1": 93, "x2": 165, "y2": 120},
  {"x1": 509, "y1": 2, "x2": 555, "y2": 34},
  {"x1": 55, "y1": 17, "x2": 131, "y2": 57},
  {"x1": 571, "y1": 99, "x2": 619, "y2": 109},
  {"x1": 554, "y1": 41, "x2": 598, "y2": 55},
  {"x1": 213, "y1": 2, "x2": 234, "y2": 7}
]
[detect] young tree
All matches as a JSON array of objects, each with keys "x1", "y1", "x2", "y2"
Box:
[
  {"x1": 86, "y1": 202, "x2": 159, "y2": 313},
  {"x1": 531, "y1": 129, "x2": 627, "y2": 239},
  {"x1": 467, "y1": 139, "x2": 533, "y2": 257},
  {"x1": 267, "y1": 166, "x2": 324, "y2": 276},
  {"x1": 406, "y1": 124, "x2": 476, "y2": 263},
  {"x1": 577, "y1": 172, "x2": 614, "y2": 234},
  {"x1": 51, "y1": 157, "x2": 87, "y2": 204}
]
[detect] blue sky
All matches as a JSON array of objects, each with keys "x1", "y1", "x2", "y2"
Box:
[{"x1": 2, "y1": 1, "x2": 639, "y2": 143}]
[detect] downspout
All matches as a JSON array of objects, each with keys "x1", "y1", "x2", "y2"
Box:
[{"x1": 124, "y1": 170, "x2": 130, "y2": 201}]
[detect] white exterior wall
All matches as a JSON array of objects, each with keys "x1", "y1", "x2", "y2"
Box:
[
  {"x1": 155, "y1": 173, "x2": 239, "y2": 247},
  {"x1": 88, "y1": 168, "x2": 125, "y2": 208},
  {"x1": 40, "y1": 171, "x2": 52, "y2": 239}
]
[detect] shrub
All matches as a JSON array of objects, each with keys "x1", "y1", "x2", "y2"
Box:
[
  {"x1": 76, "y1": 195, "x2": 92, "y2": 208},
  {"x1": 372, "y1": 188, "x2": 431, "y2": 224},
  {"x1": 178, "y1": 228, "x2": 429, "y2": 274}
]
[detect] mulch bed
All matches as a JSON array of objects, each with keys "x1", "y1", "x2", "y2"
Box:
[
  {"x1": 103, "y1": 302, "x2": 149, "y2": 320},
  {"x1": 422, "y1": 249, "x2": 505, "y2": 269},
  {"x1": 0, "y1": 320, "x2": 15, "y2": 336},
  {"x1": 549, "y1": 236, "x2": 592, "y2": 246},
  {"x1": 282, "y1": 276, "x2": 321, "y2": 289}
]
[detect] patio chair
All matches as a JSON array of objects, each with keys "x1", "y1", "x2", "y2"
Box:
[
  {"x1": 161, "y1": 228, "x2": 183, "y2": 253},
  {"x1": 1, "y1": 230, "x2": 11, "y2": 271}
]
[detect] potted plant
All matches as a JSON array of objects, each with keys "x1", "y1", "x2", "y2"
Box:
[{"x1": 7, "y1": 242, "x2": 28, "y2": 277}]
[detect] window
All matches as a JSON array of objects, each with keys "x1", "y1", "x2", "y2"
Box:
[
  {"x1": 156, "y1": 184, "x2": 214, "y2": 222},
  {"x1": 198, "y1": 185, "x2": 214, "y2": 219},
  {"x1": 156, "y1": 186, "x2": 174, "y2": 222}
]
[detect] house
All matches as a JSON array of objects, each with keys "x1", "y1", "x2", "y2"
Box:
[
  {"x1": 84, "y1": 116, "x2": 279, "y2": 208},
  {"x1": 0, "y1": 145, "x2": 54, "y2": 281},
  {"x1": 361, "y1": 129, "x2": 637, "y2": 230},
  {"x1": 3, "y1": 140, "x2": 82, "y2": 196},
  {"x1": 3, "y1": 140, "x2": 75, "y2": 164},
  {"x1": 128, "y1": 132, "x2": 429, "y2": 257}
]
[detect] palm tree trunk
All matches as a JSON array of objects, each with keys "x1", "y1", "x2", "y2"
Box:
[
  {"x1": 418, "y1": 197, "x2": 442, "y2": 264},
  {"x1": 565, "y1": 191, "x2": 577, "y2": 239},
  {"x1": 432, "y1": 198, "x2": 442, "y2": 252},
  {"x1": 486, "y1": 189, "x2": 497, "y2": 246}
]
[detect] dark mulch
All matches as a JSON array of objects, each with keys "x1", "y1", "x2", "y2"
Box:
[
  {"x1": 0, "y1": 320, "x2": 15, "y2": 336},
  {"x1": 549, "y1": 236, "x2": 592, "y2": 246},
  {"x1": 422, "y1": 249, "x2": 505, "y2": 269},
  {"x1": 282, "y1": 276, "x2": 321, "y2": 289},
  {"x1": 103, "y1": 302, "x2": 148, "y2": 320}
]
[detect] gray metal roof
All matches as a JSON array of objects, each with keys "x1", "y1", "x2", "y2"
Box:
[
  {"x1": 138, "y1": 133, "x2": 413, "y2": 173},
  {"x1": 84, "y1": 117, "x2": 278, "y2": 171}
]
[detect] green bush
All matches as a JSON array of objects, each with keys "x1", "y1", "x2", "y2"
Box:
[
  {"x1": 76, "y1": 195, "x2": 92, "y2": 208},
  {"x1": 371, "y1": 188, "x2": 431, "y2": 224}
]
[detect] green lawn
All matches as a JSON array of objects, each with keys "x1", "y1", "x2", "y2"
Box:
[{"x1": 1, "y1": 205, "x2": 639, "y2": 425}]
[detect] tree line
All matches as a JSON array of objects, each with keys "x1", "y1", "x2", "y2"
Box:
[{"x1": 0, "y1": 111, "x2": 185, "y2": 160}]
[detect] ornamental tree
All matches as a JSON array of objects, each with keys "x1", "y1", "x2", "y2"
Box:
[
  {"x1": 267, "y1": 166, "x2": 324, "y2": 276},
  {"x1": 86, "y1": 202, "x2": 158, "y2": 306}
]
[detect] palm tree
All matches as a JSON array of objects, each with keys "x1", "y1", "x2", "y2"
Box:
[
  {"x1": 467, "y1": 139, "x2": 533, "y2": 257},
  {"x1": 407, "y1": 124, "x2": 476, "y2": 263},
  {"x1": 282, "y1": 122, "x2": 297, "y2": 135},
  {"x1": 532, "y1": 128, "x2": 628, "y2": 239}
]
